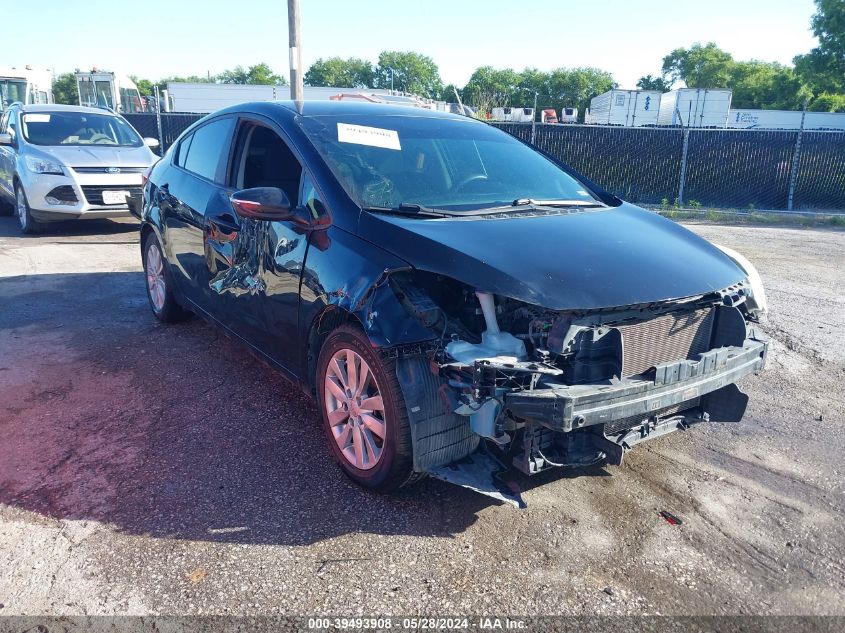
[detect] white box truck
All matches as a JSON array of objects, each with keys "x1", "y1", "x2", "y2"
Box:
[
  {"x1": 657, "y1": 88, "x2": 732, "y2": 128},
  {"x1": 165, "y1": 83, "x2": 393, "y2": 113},
  {"x1": 560, "y1": 107, "x2": 578, "y2": 124},
  {"x1": 166, "y1": 83, "x2": 284, "y2": 113},
  {"x1": 727, "y1": 109, "x2": 804, "y2": 129},
  {"x1": 1, "y1": 66, "x2": 53, "y2": 111},
  {"x1": 726, "y1": 108, "x2": 845, "y2": 131},
  {"x1": 490, "y1": 107, "x2": 534, "y2": 122},
  {"x1": 587, "y1": 90, "x2": 661, "y2": 126},
  {"x1": 803, "y1": 112, "x2": 845, "y2": 130},
  {"x1": 76, "y1": 71, "x2": 145, "y2": 113}
]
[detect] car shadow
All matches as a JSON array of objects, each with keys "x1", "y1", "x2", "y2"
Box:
[
  {"x1": 0, "y1": 270, "x2": 615, "y2": 547},
  {"x1": 0, "y1": 271, "x2": 497, "y2": 547}
]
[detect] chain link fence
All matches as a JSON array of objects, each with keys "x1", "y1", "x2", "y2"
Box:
[
  {"x1": 495, "y1": 123, "x2": 845, "y2": 211},
  {"x1": 793, "y1": 132, "x2": 845, "y2": 210},
  {"x1": 121, "y1": 113, "x2": 845, "y2": 212},
  {"x1": 123, "y1": 113, "x2": 203, "y2": 154}
]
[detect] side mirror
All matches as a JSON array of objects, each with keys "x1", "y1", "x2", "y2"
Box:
[
  {"x1": 0, "y1": 133, "x2": 13, "y2": 146},
  {"x1": 143, "y1": 137, "x2": 160, "y2": 149},
  {"x1": 230, "y1": 187, "x2": 293, "y2": 221}
]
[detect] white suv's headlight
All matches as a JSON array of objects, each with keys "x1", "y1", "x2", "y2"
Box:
[
  {"x1": 25, "y1": 156, "x2": 64, "y2": 175},
  {"x1": 715, "y1": 244, "x2": 768, "y2": 318}
]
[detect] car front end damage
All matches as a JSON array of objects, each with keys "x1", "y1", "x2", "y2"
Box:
[{"x1": 379, "y1": 269, "x2": 768, "y2": 504}]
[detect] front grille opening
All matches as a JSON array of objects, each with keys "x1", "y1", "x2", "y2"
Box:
[
  {"x1": 81, "y1": 185, "x2": 143, "y2": 206},
  {"x1": 616, "y1": 307, "x2": 715, "y2": 377},
  {"x1": 45, "y1": 185, "x2": 78, "y2": 205}
]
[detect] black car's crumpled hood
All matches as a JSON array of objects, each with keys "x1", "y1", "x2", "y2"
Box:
[{"x1": 357, "y1": 203, "x2": 747, "y2": 310}]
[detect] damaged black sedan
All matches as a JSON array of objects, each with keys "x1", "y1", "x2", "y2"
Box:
[{"x1": 140, "y1": 101, "x2": 768, "y2": 502}]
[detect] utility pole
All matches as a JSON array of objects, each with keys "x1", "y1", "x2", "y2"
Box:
[
  {"x1": 287, "y1": 0, "x2": 303, "y2": 101},
  {"x1": 531, "y1": 91, "x2": 539, "y2": 145}
]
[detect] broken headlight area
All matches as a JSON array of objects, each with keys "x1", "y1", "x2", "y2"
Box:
[{"x1": 388, "y1": 271, "x2": 768, "y2": 479}]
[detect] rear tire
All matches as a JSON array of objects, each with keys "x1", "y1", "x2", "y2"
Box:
[
  {"x1": 15, "y1": 183, "x2": 43, "y2": 234},
  {"x1": 142, "y1": 231, "x2": 188, "y2": 322},
  {"x1": 316, "y1": 324, "x2": 419, "y2": 492}
]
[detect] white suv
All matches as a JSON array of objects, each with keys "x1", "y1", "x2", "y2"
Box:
[{"x1": 0, "y1": 103, "x2": 159, "y2": 233}]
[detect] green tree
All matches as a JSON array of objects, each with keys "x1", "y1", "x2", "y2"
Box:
[
  {"x1": 304, "y1": 57, "x2": 374, "y2": 88},
  {"x1": 461, "y1": 66, "x2": 614, "y2": 121},
  {"x1": 729, "y1": 61, "x2": 804, "y2": 109},
  {"x1": 374, "y1": 51, "x2": 443, "y2": 98},
  {"x1": 807, "y1": 92, "x2": 845, "y2": 112},
  {"x1": 437, "y1": 83, "x2": 461, "y2": 103},
  {"x1": 52, "y1": 73, "x2": 78, "y2": 105},
  {"x1": 153, "y1": 75, "x2": 214, "y2": 93},
  {"x1": 662, "y1": 42, "x2": 734, "y2": 88},
  {"x1": 130, "y1": 76, "x2": 155, "y2": 96},
  {"x1": 636, "y1": 74, "x2": 672, "y2": 91},
  {"x1": 795, "y1": 0, "x2": 845, "y2": 96},
  {"x1": 217, "y1": 63, "x2": 285, "y2": 85},
  {"x1": 515, "y1": 67, "x2": 549, "y2": 103},
  {"x1": 462, "y1": 66, "x2": 522, "y2": 115},
  {"x1": 545, "y1": 67, "x2": 615, "y2": 121}
]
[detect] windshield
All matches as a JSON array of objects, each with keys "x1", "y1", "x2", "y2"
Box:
[
  {"x1": 298, "y1": 114, "x2": 599, "y2": 213},
  {"x1": 1, "y1": 79, "x2": 27, "y2": 110},
  {"x1": 20, "y1": 111, "x2": 143, "y2": 147}
]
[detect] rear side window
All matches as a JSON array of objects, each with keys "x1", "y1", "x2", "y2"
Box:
[
  {"x1": 175, "y1": 134, "x2": 193, "y2": 168},
  {"x1": 180, "y1": 117, "x2": 234, "y2": 183}
]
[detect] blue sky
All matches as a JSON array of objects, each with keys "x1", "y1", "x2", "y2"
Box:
[{"x1": 5, "y1": 0, "x2": 819, "y2": 88}]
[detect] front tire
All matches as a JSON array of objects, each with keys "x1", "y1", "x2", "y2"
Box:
[
  {"x1": 316, "y1": 324, "x2": 417, "y2": 492},
  {"x1": 15, "y1": 183, "x2": 42, "y2": 234},
  {"x1": 142, "y1": 231, "x2": 188, "y2": 322}
]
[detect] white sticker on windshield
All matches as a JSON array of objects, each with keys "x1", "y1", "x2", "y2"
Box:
[
  {"x1": 337, "y1": 123, "x2": 401, "y2": 151},
  {"x1": 24, "y1": 114, "x2": 51, "y2": 123}
]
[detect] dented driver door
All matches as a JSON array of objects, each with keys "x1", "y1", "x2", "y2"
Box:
[
  {"x1": 200, "y1": 117, "x2": 310, "y2": 374},
  {"x1": 203, "y1": 182, "x2": 314, "y2": 374}
]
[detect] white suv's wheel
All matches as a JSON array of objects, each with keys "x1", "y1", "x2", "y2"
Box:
[{"x1": 15, "y1": 183, "x2": 42, "y2": 234}]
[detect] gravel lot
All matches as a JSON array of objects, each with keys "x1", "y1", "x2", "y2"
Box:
[{"x1": 0, "y1": 215, "x2": 843, "y2": 617}]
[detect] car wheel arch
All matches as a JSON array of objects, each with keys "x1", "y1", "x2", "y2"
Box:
[{"x1": 305, "y1": 306, "x2": 367, "y2": 393}]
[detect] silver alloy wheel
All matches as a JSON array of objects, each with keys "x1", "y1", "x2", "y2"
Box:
[
  {"x1": 145, "y1": 241, "x2": 166, "y2": 312},
  {"x1": 324, "y1": 348, "x2": 386, "y2": 470},
  {"x1": 16, "y1": 187, "x2": 27, "y2": 230}
]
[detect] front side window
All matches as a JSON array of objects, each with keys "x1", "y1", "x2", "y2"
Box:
[
  {"x1": 232, "y1": 122, "x2": 302, "y2": 206},
  {"x1": 21, "y1": 112, "x2": 143, "y2": 147},
  {"x1": 299, "y1": 115, "x2": 598, "y2": 213},
  {"x1": 300, "y1": 173, "x2": 328, "y2": 219},
  {"x1": 181, "y1": 117, "x2": 234, "y2": 183},
  {"x1": 175, "y1": 134, "x2": 193, "y2": 168},
  {"x1": 1, "y1": 79, "x2": 27, "y2": 109},
  {"x1": 78, "y1": 80, "x2": 96, "y2": 107},
  {"x1": 120, "y1": 87, "x2": 142, "y2": 113},
  {"x1": 95, "y1": 81, "x2": 113, "y2": 109}
]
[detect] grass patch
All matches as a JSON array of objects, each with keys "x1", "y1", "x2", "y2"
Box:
[{"x1": 650, "y1": 206, "x2": 845, "y2": 229}]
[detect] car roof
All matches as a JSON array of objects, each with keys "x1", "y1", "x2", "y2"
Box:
[
  {"x1": 18, "y1": 103, "x2": 118, "y2": 116},
  {"x1": 218, "y1": 100, "x2": 475, "y2": 123}
]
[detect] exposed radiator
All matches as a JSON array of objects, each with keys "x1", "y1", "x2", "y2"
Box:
[{"x1": 616, "y1": 307, "x2": 715, "y2": 377}]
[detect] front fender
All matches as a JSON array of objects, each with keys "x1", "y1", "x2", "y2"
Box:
[{"x1": 298, "y1": 226, "x2": 437, "y2": 375}]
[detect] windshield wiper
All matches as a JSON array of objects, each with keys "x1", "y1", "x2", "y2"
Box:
[
  {"x1": 362, "y1": 203, "x2": 452, "y2": 218},
  {"x1": 511, "y1": 198, "x2": 603, "y2": 208}
]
